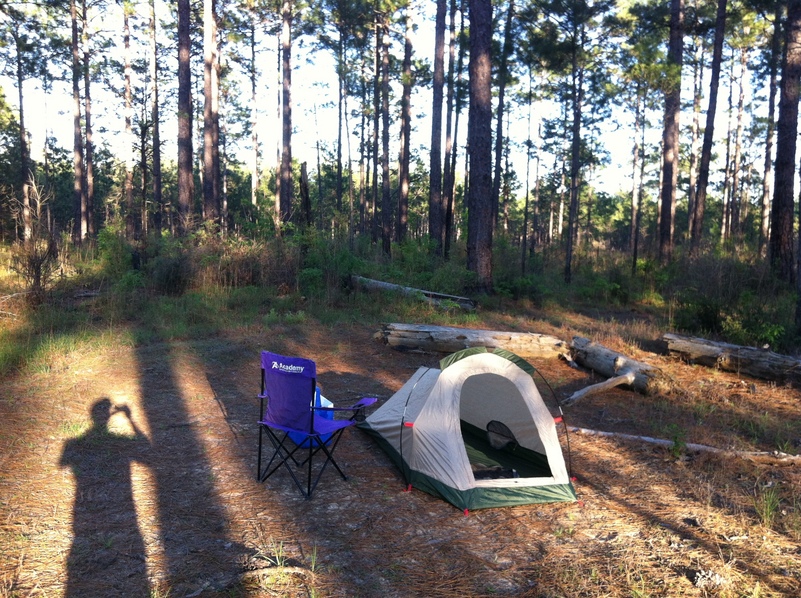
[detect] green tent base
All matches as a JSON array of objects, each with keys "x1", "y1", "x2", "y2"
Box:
[{"x1": 361, "y1": 420, "x2": 576, "y2": 512}]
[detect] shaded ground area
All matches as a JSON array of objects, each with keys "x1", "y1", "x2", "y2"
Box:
[{"x1": 1, "y1": 319, "x2": 800, "y2": 597}]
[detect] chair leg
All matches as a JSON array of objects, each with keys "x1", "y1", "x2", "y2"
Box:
[
  {"x1": 259, "y1": 427, "x2": 352, "y2": 499},
  {"x1": 257, "y1": 424, "x2": 264, "y2": 481}
]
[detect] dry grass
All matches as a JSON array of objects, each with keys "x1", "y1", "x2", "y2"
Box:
[{"x1": 0, "y1": 311, "x2": 800, "y2": 597}]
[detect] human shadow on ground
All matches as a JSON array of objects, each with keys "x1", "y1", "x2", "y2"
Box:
[{"x1": 60, "y1": 398, "x2": 151, "y2": 597}]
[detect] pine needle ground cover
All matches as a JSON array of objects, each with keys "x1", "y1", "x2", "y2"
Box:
[{"x1": 1, "y1": 308, "x2": 800, "y2": 597}]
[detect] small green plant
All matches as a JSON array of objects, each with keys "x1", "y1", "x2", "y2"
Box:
[
  {"x1": 309, "y1": 543, "x2": 318, "y2": 573},
  {"x1": 664, "y1": 423, "x2": 687, "y2": 458},
  {"x1": 754, "y1": 485, "x2": 781, "y2": 528},
  {"x1": 554, "y1": 526, "x2": 575, "y2": 538}
]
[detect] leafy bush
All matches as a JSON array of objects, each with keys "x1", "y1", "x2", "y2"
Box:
[
  {"x1": 148, "y1": 252, "x2": 192, "y2": 296},
  {"x1": 97, "y1": 221, "x2": 134, "y2": 280}
]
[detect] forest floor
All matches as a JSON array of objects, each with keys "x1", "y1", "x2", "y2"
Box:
[{"x1": 1, "y1": 302, "x2": 801, "y2": 597}]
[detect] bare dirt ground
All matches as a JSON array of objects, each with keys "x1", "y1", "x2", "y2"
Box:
[{"x1": 1, "y1": 314, "x2": 800, "y2": 597}]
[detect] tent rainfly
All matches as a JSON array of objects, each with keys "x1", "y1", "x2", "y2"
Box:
[{"x1": 359, "y1": 348, "x2": 576, "y2": 511}]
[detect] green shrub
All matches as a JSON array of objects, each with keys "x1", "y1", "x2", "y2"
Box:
[
  {"x1": 97, "y1": 222, "x2": 133, "y2": 280},
  {"x1": 148, "y1": 252, "x2": 192, "y2": 296}
]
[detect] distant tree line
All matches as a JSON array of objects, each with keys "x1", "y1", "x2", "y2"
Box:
[{"x1": 0, "y1": 0, "x2": 799, "y2": 295}]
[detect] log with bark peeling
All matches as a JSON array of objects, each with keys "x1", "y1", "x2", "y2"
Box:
[
  {"x1": 563, "y1": 336, "x2": 672, "y2": 404},
  {"x1": 662, "y1": 332, "x2": 801, "y2": 385},
  {"x1": 569, "y1": 426, "x2": 801, "y2": 464},
  {"x1": 374, "y1": 323, "x2": 569, "y2": 358},
  {"x1": 351, "y1": 276, "x2": 477, "y2": 310}
]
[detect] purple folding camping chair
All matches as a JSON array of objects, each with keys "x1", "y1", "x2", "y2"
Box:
[{"x1": 257, "y1": 351, "x2": 376, "y2": 498}]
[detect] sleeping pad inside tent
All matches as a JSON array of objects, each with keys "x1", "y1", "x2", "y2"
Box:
[{"x1": 358, "y1": 347, "x2": 576, "y2": 511}]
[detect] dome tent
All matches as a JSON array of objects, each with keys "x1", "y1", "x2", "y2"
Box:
[{"x1": 359, "y1": 348, "x2": 576, "y2": 511}]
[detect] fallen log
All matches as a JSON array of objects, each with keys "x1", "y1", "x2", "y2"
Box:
[
  {"x1": 569, "y1": 426, "x2": 801, "y2": 464},
  {"x1": 564, "y1": 336, "x2": 672, "y2": 404},
  {"x1": 351, "y1": 276, "x2": 476, "y2": 310},
  {"x1": 662, "y1": 332, "x2": 801, "y2": 385},
  {"x1": 374, "y1": 323, "x2": 569, "y2": 358}
]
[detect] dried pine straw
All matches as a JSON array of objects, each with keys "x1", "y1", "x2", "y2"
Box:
[{"x1": 1, "y1": 321, "x2": 800, "y2": 597}]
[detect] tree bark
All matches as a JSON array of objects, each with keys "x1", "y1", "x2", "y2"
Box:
[
  {"x1": 444, "y1": 0, "x2": 466, "y2": 259},
  {"x1": 429, "y1": 0, "x2": 447, "y2": 255},
  {"x1": 397, "y1": 8, "x2": 413, "y2": 244},
  {"x1": 177, "y1": 0, "x2": 194, "y2": 235},
  {"x1": 375, "y1": 323, "x2": 569, "y2": 358},
  {"x1": 279, "y1": 0, "x2": 293, "y2": 224},
  {"x1": 663, "y1": 332, "x2": 801, "y2": 385},
  {"x1": 248, "y1": 8, "x2": 259, "y2": 211},
  {"x1": 380, "y1": 14, "x2": 391, "y2": 256},
  {"x1": 760, "y1": 6, "x2": 780, "y2": 258},
  {"x1": 203, "y1": 0, "x2": 221, "y2": 227},
  {"x1": 564, "y1": 33, "x2": 584, "y2": 284},
  {"x1": 658, "y1": 0, "x2": 684, "y2": 264},
  {"x1": 12, "y1": 26, "x2": 31, "y2": 243},
  {"x1": 150, "y1": 0, "x2": 163, "y2": 234},
  {"x1": 687, "y1": 33, "x2": 703, "y2": 238},
  {"x1": 300, "y1": 162, "x2": 311, "y2": 227},
  {"x1": 569, "y1": 336, "x2": 671, "y2": 396},
  {"x1": 124, "y1": 4, "x2": 136, "y2": 239},
  {"x1": 82, "y1": 0, "x2": 94, "y2": 239},
  {"x1": 467, "y1": 0, "x2": 493, "y2": 293},
  {"x1": 491, "y1": 0, "x2": 515, "y2": 230},
  {"x1": 730, "y1": 45, "x2": 748, "y2": 237},
  {"x1": 70, "y1": 0, "x2": 86, "y2": 244},
  {"x1": 770, "y1": 0, "x2": 801, "y2": 283}
]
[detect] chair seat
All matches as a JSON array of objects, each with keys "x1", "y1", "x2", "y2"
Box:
[{"x1": 259, "y1": 414, "x2": 353, "y2": 438}]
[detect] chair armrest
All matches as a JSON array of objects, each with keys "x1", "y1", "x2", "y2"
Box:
[{"x1": 351, "y1": 397, "x2": 377, "y2": 409}]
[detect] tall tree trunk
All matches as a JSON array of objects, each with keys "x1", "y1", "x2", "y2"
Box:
[
  {"x1": 687, "y1": 33, "x2": 703, "y2": 238},
  {"x1": 397, "y1": 7, "x2": 413, "y2": 244},
  {"x1": 761, "y1": 6, "x2": 780, "y2": 258},
  {"x1": 721, "y1": 53, "x2": 734, "y2": 244},
  {"x1": 13, "y1": 28, "x2": 31, "y2": 242},
  {"x1": 632, "y1": 109, "x2": 647, "y2": 275},
  {"x1": 564, "y1": 32, "x2": 585, "y2": 284},
  {"x1": 248, "y1": 8, "x2": 259, "y2": 210},
  {"x1": 491, "y1": 0, "x2": 514, "y2": 229},
  {"x1": 124, "y1": 3, "x2": 136, "y2": 239},
  {"x1": 177, "y1": 0, "x2": 194, "y2": 234},
  {"x1": 430, "y1": 0, "x2": 447, "y2": 254},
  {"x1": 658, "y1": 0, "x2": 684, "y2": 264},
  {"x1": 279, "y1": 0, "x2": 293, "y2": 224},
  {"x1": 690, "y1": 0, "x2": 724, "y2": 255},
  {"x1": 275, "y1": 36, "x2": 281, "y2": 219},
  {"x1": 380, "y1": 15, "x2": 392, "y2": 256},
  {"x1": 629, "y1": 83, "x2": 643, "y2": 254},
  {"x1": 359, "y1": 59, "x2": 368, "y2": 236},
  {"x1": 203, "y1": 0, "x2": 221, "y2": 227},
  {"x1": 336, "y1": 28, "x2": 344, "y2": 213},
  {"x1": 371, "y1": 18, "x2": 380, "y2": 245},
  {"x1": 82, "y1": 0, "x2": 94, "y2": 239},
  {"x1": 467, "y1": 0, "x2": 493, "y2": 292},
  {"x1": 772, "y1": 0, "x2": 801, "y2": 283},
  {"x1": 522, "y1": 74, "x2": 533, "y2": 274},
  {"x1": 730, "y1": 45, "x2": 748, "y2": 237},
  {"x1": 444, "y1": 0, "x2": 466, "y2": 259},
  {"x1": 150, "y1": 0, "x2": 163, "y2": 234},
  {"x1": 70, "y1": 0, "x2": 86, "y2": 244}
]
